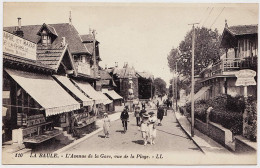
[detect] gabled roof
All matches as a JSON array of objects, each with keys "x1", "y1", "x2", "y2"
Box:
[
  {"x1": 3, "y1": 53, "x2": 54, "y2": 71},
  {"x1": 4, "y1": 23, "x2": 89, "y2": 54},
  {"x1": 99, "y1": 70, "x2": 112, "y2": 80},
  {"x1": 37, "y1": 44, "x2": 67, "y2": 70},
  {"x1": 225, "y1": 24, "x2": 258, "y2": 36},
  {"x1": 112, "y1": 66, "x2": 137, "y2": 79},
  {"x1": 136, "y1": 72, "x2": 154, "y2": 80},
  {"x1": 37, "y1": 23, "x2": 58, "y2": 36},
  {"x1": 80, "y1": 34, "x2": 99, "y2": 43}
]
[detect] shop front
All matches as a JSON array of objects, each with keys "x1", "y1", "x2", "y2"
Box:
[
  {"x1": 3, "y1": 69, "x2": 81, "y2": 145},
  {"x1": 102, "y1": 89, "x2": 123, "y2": 111}
]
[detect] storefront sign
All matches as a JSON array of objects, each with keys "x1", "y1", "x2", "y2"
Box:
[
  {"x1": 235, "y1": 69, "x2": 256, "y2": 86},
  {"x1": 3, "y1": 31, "x2": 37, "y2": 60}
]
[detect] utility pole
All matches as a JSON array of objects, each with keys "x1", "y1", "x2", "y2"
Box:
[
  {"x1": 92, "y1": 29, "x2": 97, "y2": 79},
  {"x1": 92, "y1": 29, "x2": 97, "y2": 116},
  {"x1": 188, "y1": 23, "x2": 199, "y2": 137},
  {"x1": 175, "y1": 59, "x2": 178, "y2": 112}
]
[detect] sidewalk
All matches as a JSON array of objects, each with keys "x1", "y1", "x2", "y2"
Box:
[
  {"x1": 56, "y1": 111, "x2": 122, "y2": 153},
  {"x1": 174, "y1": 111, "x2": 233, "y2": 155}
]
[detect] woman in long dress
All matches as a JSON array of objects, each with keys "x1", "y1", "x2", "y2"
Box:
[
  {"x1": 148, "y1": 111, "x2": 157, "y2": 145},
  {"x1": 103, "y1": 113, "x2": 111, "y2": 138}
]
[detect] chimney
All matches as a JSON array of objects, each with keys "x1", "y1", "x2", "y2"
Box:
[
  {"x1": 61, "y1": 37, "x2": 66, "y2": 47},
  {"x1": 69, "y1": 11, "x2": 72, "y2": 25},
  {"x1": 14, "y1": 17, "x2": 24, "y2": 37},
  {"x1": 18, "y1": 17, "x2": 21, "y2": 29},
  {"x1": 115, "y1": 62, "x2": 118, "y2": 68},
  {"x1": 225, "y1": 19, "x2": 228, "y2": 28}
]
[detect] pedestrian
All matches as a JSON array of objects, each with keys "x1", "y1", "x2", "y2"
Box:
[
  {"x1": 141, "y1": 102, "x2": 146, "y2": 110},
  {"x1": 134, "y1": 106, "x2": 141, "y2": 126},
  {"x1": 140, "y1": 108, "x2": 147, "y2": 119},
  {"x1": 103, "y1": 113, "x2": 111, "y2": 138},
  {"x1": 140, "y1": 113, "x2": 149, "y2": 146},
  {"x1": 157, "y1": 105, "x2": 164, "y2": 126},
  {"x1": 148, "y1": 111, "x2": 157, "y2": 145},
  {"x1": 120, "y1": 106, "x2": 129, "y2": 133},
  {"x1": 156, "y1": 100, "x2": 159, "y2": 109}
]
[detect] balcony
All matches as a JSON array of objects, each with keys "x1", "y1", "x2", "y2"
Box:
[
  {"x1": 211, "y1": 56, "x2": 257, "y2": 76},
  {"x1": 74, "y1": 61, "x2": 94, "y2": 77}
]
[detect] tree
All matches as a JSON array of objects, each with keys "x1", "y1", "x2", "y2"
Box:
[
  {"x1": 167, "y1": 27, "x2": 224, "y2": 80},
  {"x1": 154, "y1": 77, "x2": 167, "y2": 97}
]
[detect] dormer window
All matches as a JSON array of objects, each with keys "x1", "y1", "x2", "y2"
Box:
[{"x1": 41, "y1": 30, "x2": 51, "y2": 46}]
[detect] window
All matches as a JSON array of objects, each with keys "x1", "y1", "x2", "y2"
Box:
[{"x1": 41, "y1": 30, "x2": 51, "y2": 46}]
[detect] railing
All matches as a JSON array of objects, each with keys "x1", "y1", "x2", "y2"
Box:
[
  {"x1": 211, "y1": 58, "x2": 241, "y2": 75},
  {"x1": 240, "y1": 56, "x2": 257, "y2": 70},
  {"x1": 74, "y1": 61, "x2": 94, "y2": 77},
  {"x1": 210, "y1": 56, "x2": 258, "y2": 76}
]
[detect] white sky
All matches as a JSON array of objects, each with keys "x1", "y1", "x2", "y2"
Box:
[{"x1": 3, "y1": 2, "x2": 258, "y2": 86}]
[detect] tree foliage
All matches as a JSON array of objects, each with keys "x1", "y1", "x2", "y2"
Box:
[
  {"x1": 154, "y1": 77, "x2": 167, "y2": 97},
  {"x1": 167, "y1": 27, "x2": 224, "y2": 80}
]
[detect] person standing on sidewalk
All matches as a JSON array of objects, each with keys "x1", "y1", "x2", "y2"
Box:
[
  {"x1": 157, "y1": 105, "x2": 164, "y2": 126},
  {"x1": 120, "y1": 107, "x2": 129, "y2": 133},
  {"x1": 134, "y1": 106, "x2": 141, "y2": 126},
  {"x1": 140, "y1": 113, "x2": 149, "y2": 146},
  {"x1": 148, "y1": 111, "x2": 157, "y2": 145},
  {"x1": 103, "y1": 113, "x2": 111, "y2": 138}
]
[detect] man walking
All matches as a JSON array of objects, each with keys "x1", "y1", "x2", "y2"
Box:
[{"x1": 120, "y1": 106, "x2": 129, "y2": 133}]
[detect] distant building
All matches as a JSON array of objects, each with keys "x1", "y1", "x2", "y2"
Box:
[
  {"x1": 108, "y1": 63, "x2": 139, "y2": 101},
  {"x1": 136, "y1": 72, "x2": 154, "y2": 100}
]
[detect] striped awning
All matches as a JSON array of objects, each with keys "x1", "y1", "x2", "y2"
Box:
[
  {"x1": 102, "y1": 89, "x2": 123, "y2": 100},
  {"x1": 5, "y1": 69, "x2": 80, "y2": 116},
  {"x1": 53, "y1": 75, "x2": 93, "y2": 107},
  {"x1": 72, "y1": 80, "x2": 111, "y2": 105}
]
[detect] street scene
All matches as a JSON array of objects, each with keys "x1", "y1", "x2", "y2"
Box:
[{"x1": 1, "y1": 2, "x2": 258, "y2": 165}]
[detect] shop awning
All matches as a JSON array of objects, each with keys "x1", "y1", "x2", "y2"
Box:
[
  {"x1": 5, "y1": 69, "x2": 80, "y2": 116},
  {"x1": 102, "y1": 89, "x2": 123, "y2": 100},
  {"x1": 97, "y1": 91, "x2": 113, "y2": 105},
  {"x1": 53, "y1": 75, "x2": 93, "y2": 107},
  {"x1": 72, "y1": 80, "x2": 111, "y2": 105}
]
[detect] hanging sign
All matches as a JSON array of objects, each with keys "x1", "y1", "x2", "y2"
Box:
[
  {"x1": 3, "y1": 31, "x2": 37, "y2": 60},
  {"x1": 235, "y1": 69, "x2": 256, "y2": 86}
]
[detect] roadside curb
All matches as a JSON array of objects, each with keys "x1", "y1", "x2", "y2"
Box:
[
  {"x1": 173, "y1": 111, "x2": 205, "y2": 154},
  {"x1": 55, "y1": 112, "x2": 122, "y2": 154}
]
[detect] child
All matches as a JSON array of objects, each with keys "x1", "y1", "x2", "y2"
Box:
[{"x1": 140, "y1": 113, "x2": 149, "y2": 146}]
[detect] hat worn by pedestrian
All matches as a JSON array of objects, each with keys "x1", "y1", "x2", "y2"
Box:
[
  {"x1": 148, "y1": 111, "x2": 155, "y2": 115},
  {"x1": 142, "y1": 113, "x2": 149, "y2": 118}
]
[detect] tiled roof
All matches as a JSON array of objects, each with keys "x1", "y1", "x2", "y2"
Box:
[
  {"x1": 99, "y1": 70, "x2": 112, "y2": 80},
  {"x1": 4, "y1": 25, "x2": 42, "y2": 43},
  {"x1": 113, "y1": 66, "x2": 137, "y2": 79},
  {"x1": 226, "y1": 24, "x2": 258, "y2": 36},
  {"x1": 80, "y1": 34, "x2": 99, "y2": 43},
  {"x1": 4, "y1": 23, "x2": 89, "y2": 54},
  {"x1": 37, "y1": 44, "x2": 66, "y2": 70},
  {"x1": 37, "y1": 23, "x2": 58, "y2": 36},
  {"x1": 3, "y1": 53, "x2": 54, "y2": 71},
  {"x1": 136, "y1": 72, "x2": 154, "y2": 80},
  {"x1": 80, "y1": 34, "x2": 94, "y2": 42}
]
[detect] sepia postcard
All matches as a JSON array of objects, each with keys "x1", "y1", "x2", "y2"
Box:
[{"x1": 1, "y1": 1, "x2": 258, "y2": 165}]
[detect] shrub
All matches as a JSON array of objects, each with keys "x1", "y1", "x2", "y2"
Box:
[{"x1": 184, "y1": 94, "x2": 247, "y2": 135}]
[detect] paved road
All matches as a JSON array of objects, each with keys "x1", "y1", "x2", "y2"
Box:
[{"x1": 67, "y1": 109, "x2": 202, "y2": 155}]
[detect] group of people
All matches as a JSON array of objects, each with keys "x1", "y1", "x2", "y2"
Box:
[{"x1": 102, "y1": 100, "x2": 167, "y2": 146}]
